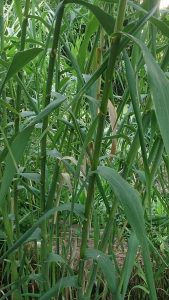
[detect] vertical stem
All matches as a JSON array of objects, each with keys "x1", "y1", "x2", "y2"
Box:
[
  {"x1": 80, "y1": 39, "x2": 119, "y2": 257},
  {"x1": 78, "y1": 0, "x2": 127, "y2": 296},
  {"x1": 15, "y1": 0, "x2": 30, "y2": 132},
  {"x1": 0, "y1": 0, "x2": 4, "y2": 53},
  {"x1": 13, "y1": 0, "x2": 30, "y2": 246},
  {"x1": 85, "y1": 200, "x2": 118, "y2": 298},
  {"x1": 114, "y1": 0, "x2": 128, "y2": 32},
  {"x1": 0, "y1": 2, "x2": 11, "y2": 276},
  {"x1": 40, "y1": 2, "x2": 64, "y2": 210},
  {"x1": 10, "y1": 2, "x2": 31, "y2": 299},
  {"x1": 0, "y1": 0, "x2": 7, "y2": 128},
  {"x1": 143, "y1": 0, "x2": 159, "y2": 56},
  {"x1": 40, "y1": 1, "x2": 64, "y2": 293}
]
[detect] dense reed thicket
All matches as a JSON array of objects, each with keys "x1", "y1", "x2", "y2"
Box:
[{"x1": 0, "y1": 0, "x2": 169, "y2": 299}]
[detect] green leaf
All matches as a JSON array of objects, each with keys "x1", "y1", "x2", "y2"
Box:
[
  {"x1": 61, "y1": 38, "x2": 84, "y2": 84},
  {"x1": 151, "y1": 18, "x2": 169, "y2": 39},
  {"x1": 46, "y1": 253, "x2": 74, "y2": 274},
  {"x1": 128, "y1": 1, "x2": 169, "y2": 39},
  {"x1": 0, "y1": 126, "x2": 34, "y2": 208},
  {"x1": 123, "y1": 50, "x2": 149, "y2": 177},
  {"x1": 0, "y1": 95, "x2": 66, "y2": 209},
  {"x1": 19, "y1": 173, "x2": 40, "y2": 183},
  {"x1": 97, "y1": 166, "x2": 157, "y2": 300},
  {"x1": 120, "y1": 232, "x2": 139, "y2": 298},
  {"x1": 39, "y1": 276, "x2": 78, "y2": 300},
  {"x1": 128, "y1": 285, "x2": 149, "y2": 298},
  {"x1": 97, "y1": 167, "x2": 145, "y2": 242},
  {"x1": 126, "y1": 34, "x2": 169, "y2": 156},
  {"x1": 0, "y1": 203, "x2": 85, "y2": 261},
  {"x1": 85, "y1": 248, "x2": 121, "y2": 300},
  {"x1": 47, "y1": 253, "x2": 67, "y2": 265},
  {"x1": 77, "y1": 16, "x2": 98, "y2": 72},
  {"x1": 161, "y1": 46, "x2": 169, "y2": 71},
  {"x1": 0, "y1": 98, "x2": 19, "y2": 115},
  {"x1": 0, "y1": 48, "x2": 43, "y2": 94},
  {"x1": 14, "y1": 0, "x2": 22, "y2": 26},
  {"x1": 64, "y1": 0, "x2": 115, "y2": 35},
  {"x1": 25, "y1": 228, "x2": 41, "y2": 243},
  {"x1": 27, "y1": 14, "x2": 50, "y2": 30},
  {"x1": 28, "y1": 95, "x2": 67, "y2": 127}
]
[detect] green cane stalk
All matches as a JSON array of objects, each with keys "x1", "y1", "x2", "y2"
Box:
[
  {"x1": 78, "y1": 1, "x2": 127, "y2": 297},
  {"x1": 0, "y1": 0, "x2": 7, "y2": 127},
  {"x1": 15, "y1": 0, "x2": 31, "y2": 132},
  {"x1": 14, "y1": 0, "x2": 30, "y2": 232},
  {"x1": 0, "y1": 1, "x2": 4, "y2": 55},
  {"x1": 13, "y1": 1, "x2": 31, "y2": 298},
  {"x1": 40, "y1": 1, "x2": 64, "y2": 211},
  {"x1": 40, "y1": 1, "x2": 64, "y2": 293},
  {"x1": 0, "y1": 1, "x2": 30, "y2": 299}
]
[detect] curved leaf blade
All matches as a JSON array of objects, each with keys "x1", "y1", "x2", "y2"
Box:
[
  {"x1": 97, "y1": 166, "x2": 146, "y2": 243},
  {"x1": 0, "y1": 126, "x2": 34, "y2": 208},
  {"x1": 97, "y1": 166, "x2": 157, "y2": 300},
  {"x1": 64, "y1": 0, "x2": 115, "y2": 35},
  {"x1": 28, "y1": 95, "x2": 67, "y2": 127},
  {"x1": 0, "y1": 48, "x2": 43, "y2": 94},
  {"x1": 0, "y1": 203, "x2": 85, "y2": 261},
  {"x1": 0, "y1": 95, "x2": 66, "y2": 209},
  {"x1": 120, "y1": 232, "x2": 139, "y2": 298},
  {"x1": 85, "y1": 248, "x2": 121, "y2": 300},
  {"x1": 14, "y1": 0, "x2": 22, "y2": 26},
  {"x1": 40, "y1": 276, "x2": 78, "y2": 300},
  {"x1": 125, "y1": 34, "x2": 169, "y2": 156}
]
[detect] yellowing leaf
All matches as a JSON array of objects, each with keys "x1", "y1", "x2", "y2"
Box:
[{"x1": 108, "y1": 100, "x2": 117, "y2": 155}]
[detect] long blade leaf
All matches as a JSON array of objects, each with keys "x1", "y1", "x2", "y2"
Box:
[
  {"x1": 97, "y1": 166, "x2": 157, "y2": 300},
  {"x1": 0, "y1": 48, "x2": 43, "y2": 94}
]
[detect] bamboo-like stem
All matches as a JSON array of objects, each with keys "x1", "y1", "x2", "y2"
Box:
[
  {"x1": 0, "y1": 0, "x2": 7, "y2": 127},
  {"x1": 78, "y1": 1, "x2": 127, "y2": 297},
  {"x1": 40, "y1": 2, "x2": 64, "y2": 210},
  {"x1": 15, "y1": 0, "x2": 30, "y2": 132},
  {"x1": 147, "y1": 0, "x2": 159, "y2": 57},
  {"x1": 0, "y1": 1, "x2": 29, "y2": 299},
  {"x1": 11, "y1": 2, "x2": 31, "y2": 298},
  {"x1": 40, "y1": 2, "x2": 64, "y2": 293},
  {"x1": 13, "y1": 0, "x2": 30, "y2": 247},
  {"x1": 0, "y1": 1, "x2": 4, "y2": 53},
  {"x1": 79, "y1": 38, "x2": 119, "y2": 255},
  {"x1": 114, "y1": 0, "x2": 128, "y2": 32}
]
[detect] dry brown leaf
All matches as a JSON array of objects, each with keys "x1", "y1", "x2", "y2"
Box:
[
  {"x1": 61, "y1": 172, "x2": 72, "y2": 192},
  {"x1": 108, "y1": 100, "x2": 117, "y2": 156}
]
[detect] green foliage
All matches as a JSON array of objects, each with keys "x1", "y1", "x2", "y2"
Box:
[{"x1": 0, "y1": 48, "x2": 43, "y2": 94}]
